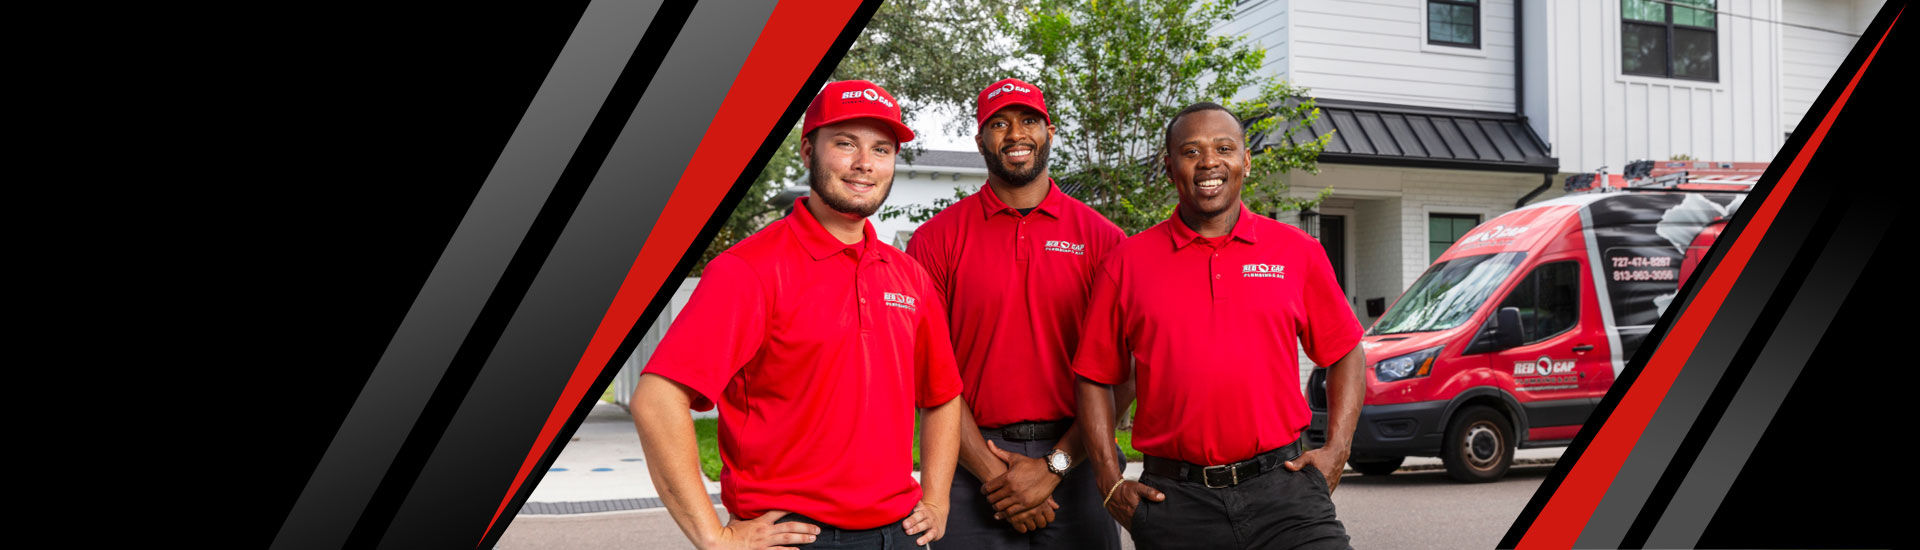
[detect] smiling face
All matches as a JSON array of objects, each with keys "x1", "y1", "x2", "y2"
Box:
[
  {"x1": 975, "y1": 105, "x2": 1055, "y2": 187},
  {"x1": 1164, "y1": 108, "x2": 1251, "y2": 223},
  {"x1": 801, "y1": 118, "x2": 899, "y2": 219}
]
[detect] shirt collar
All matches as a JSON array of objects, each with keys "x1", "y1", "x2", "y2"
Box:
[
  {"x1": 978, "y1": 178, "x2": 1066, "y2": 220},
  {"x1": 1166, "y1": 202, "x2": 1259, "y2": 250},
  {"x1": 790, "y1": 197, "x2": 882, "y2": 262}
]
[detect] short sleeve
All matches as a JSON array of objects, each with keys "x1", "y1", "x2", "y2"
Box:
[
  {"x1": 1070, "y1": 260, "x2": 1130, "y2": 385},
  {"x1": 912, "y1": 272, "x2": 963, "y2": 408},
  {"x1": 642, "y1": 253, "x2": 768, "y2": 411},
  {"x1": 905, "y1": 221, "x2": 952, "y2": 308},
  {"x1": 1297, "y1": 243, "x2": 1363, "y2": 367}
]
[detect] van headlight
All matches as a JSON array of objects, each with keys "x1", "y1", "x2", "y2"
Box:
[{"x1": 1374, "y1": 346, "x2": 1444, "y2": 382}]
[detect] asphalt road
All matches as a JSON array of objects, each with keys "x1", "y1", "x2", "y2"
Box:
[{"x1": 498, "y1": 463, "x2": 1552, "y2": 549}]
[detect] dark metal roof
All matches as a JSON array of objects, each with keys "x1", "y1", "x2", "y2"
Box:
[
  {"x1": 1255, "y1": 98, "x2": 1558, "y2": 174},
  {"x1": 903, "y1": 149, "x2": 987, "y2": 170}
]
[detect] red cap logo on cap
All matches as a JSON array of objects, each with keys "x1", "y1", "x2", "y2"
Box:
[
  {"x1": 804, "y1": 80, "x2": 916, "y2": 143},
  {"x1": 975, "y1": 78, "x2": 1051, "y2": 129}
]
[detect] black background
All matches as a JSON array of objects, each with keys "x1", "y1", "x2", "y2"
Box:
[{"x1": 44, "y1": 2, "x2": 1911, "y2": 547}]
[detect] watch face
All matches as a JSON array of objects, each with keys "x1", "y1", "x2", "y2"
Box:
[{"x1": 1049, "y1": 452, "x2": 1069, "y2": 471}]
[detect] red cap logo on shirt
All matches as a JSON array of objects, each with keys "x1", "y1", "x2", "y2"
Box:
[
  {"x1": 1242, "y1": 263, "x2": 1287, "y2": 279},
  {"x1": 883, "y1": 292, "x2": 918, "y2": 312}
]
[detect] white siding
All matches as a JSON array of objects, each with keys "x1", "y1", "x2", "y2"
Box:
[
  {"x1": 1534, "y1": 0, "x2": 1784, "y2": 174},
  {"x1": 877, "y1": 165, "x2": 986, "y2": 247},
  {"x1": 1780, "y1": 0, "x2": 1881, "y2": 134},
  {"x1": 1222, "y1": 0, "x2": 1290, "y2": 85},
  {"x1": 1281, "y1": 164, "x2": 1550, "y2": 319},
  {"x1": 1286, "y1": 0, "x2": 1517, "y2": 112}
]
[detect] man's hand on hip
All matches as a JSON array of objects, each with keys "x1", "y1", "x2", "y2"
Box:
[
  {"x1": 902, "y1": 499, "x2": 949, "y2": 546},
  {"x1": 703, "y1": 510, "x2": 819, "y2": 550},
  {"x1": 1103, "y1": 480, "x2": 1164, "y2": 531},
  {"x1": 1284, "y1": 446, "x2": 1350, "y2": 493}
]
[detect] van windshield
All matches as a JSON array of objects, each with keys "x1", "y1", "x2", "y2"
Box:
[{"x1": 1369, "y1": 252, "x2": 1527, "y2": 335}]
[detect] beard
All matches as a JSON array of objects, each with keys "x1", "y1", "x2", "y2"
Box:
[
  {"x1": 980, "y1": 136, "x2": 1052, "y2": 187},
  {"x1": 806, "y1": 154, "x2": 892, "y2": 219}
]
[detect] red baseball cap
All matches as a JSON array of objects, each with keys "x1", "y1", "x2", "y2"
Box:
[
  {"x1": 975, "y1": 78, "x2": 1051, "y2": 129},
  {"x1": 803, "y1": 80, "x2": 915, "y2": 143}
]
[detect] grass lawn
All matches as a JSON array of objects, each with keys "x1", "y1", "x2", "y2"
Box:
[{"x1": 692, "y1": 417, "x2": 1144, "y2": 481}]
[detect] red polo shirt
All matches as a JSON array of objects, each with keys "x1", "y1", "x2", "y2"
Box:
[
  {"x1": 645, "y1": 198, "x2": 964, "y2": 530},
  {"x1": 907, "y1": 181, "x2": 1124, "y2": 428},
  {"x1": 1071, "y1": 203, "x2": 1361, "y2": 466}
]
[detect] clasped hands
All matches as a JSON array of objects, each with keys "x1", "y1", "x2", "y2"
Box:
[{"x1": 980, "y1": 440, "x2": 1063, "y2": 533}]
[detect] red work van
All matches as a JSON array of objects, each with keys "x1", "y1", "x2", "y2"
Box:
[{"x1": 1306, "y1": 161, "x2": 1759, "y2": 482}]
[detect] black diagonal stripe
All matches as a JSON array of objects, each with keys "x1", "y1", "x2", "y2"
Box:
[
  {"x1": 268, "y1": 2, "x2": 668, "y2": 549},
  {"x1": 1638, "y1": 175, "x2": 1894, "y2": 548},
  {"x1": 330, "y1": 2, "x2": 703, "y2": 548},
  {"x1": 371, "y1": 2, "x2": 782, "y2": 546},
  {"x1": 1612, "y1": 157, "x2": 1851, "y2": 547},
  {"x1": 1499, "y1": 3, "x2": 1907, "y2": 546},
  {"x1": 475, "y1": 3, "x2": 884, "y2": 546}
]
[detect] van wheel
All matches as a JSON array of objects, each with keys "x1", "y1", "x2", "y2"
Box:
[
  {"x1": 1350, "y1": 457, "x2": 1404, "y2": 476},
  {"x1": 1443, "y1": 406, "x2": 1513, "y2": 483}
]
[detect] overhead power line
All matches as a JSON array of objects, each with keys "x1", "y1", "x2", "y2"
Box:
[{"x1": 1649, "y1": 0, "x2": 1866, "y2": 38}]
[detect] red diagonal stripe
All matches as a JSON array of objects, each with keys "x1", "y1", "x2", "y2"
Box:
[
  {"x1": 1516, "y1": 8, "x2": 1901, "y2": 548},
  {"x1": 477, "y1": 0, "x2": 866, "y2": 544}
]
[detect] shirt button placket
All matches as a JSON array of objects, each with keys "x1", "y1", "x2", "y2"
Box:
[
  {"x1": 852, "y1": 251, "x2": 870, "y2": 331},
  {"x1": 1210, "y1": 249, "x2": 1224, "y2": 300}
]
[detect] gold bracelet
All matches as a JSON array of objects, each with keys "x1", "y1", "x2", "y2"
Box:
[{"x1": 1102, "y1": 478, "x2": 1127, "y2": 506}]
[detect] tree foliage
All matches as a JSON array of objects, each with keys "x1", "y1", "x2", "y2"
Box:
[
  {"x1": 1016, "y1": 0, "x2": 1329, "y2": 232},
  {"x1": 694, "y1": 0, "x2": 1331, "y2": 273},
  {"x1": 688, "y1": 126, "x2": 803, "y2": 275}
]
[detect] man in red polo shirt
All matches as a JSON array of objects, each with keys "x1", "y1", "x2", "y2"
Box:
[
  {"x1": 906, "y1": 78, "x2": 1127, "y2": 549},
  {"x1": 1072, "y1": 102, "x2": 1367, "y2": 550},
  {"x1": 633, "y1": 80, "x2": 966, "y2": 550}
]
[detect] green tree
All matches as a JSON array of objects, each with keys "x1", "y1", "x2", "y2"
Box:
[
  {"x1": 689, "y1": 126, "x2": 803, "y2": 275},
  {"x1": 691, "y1": 0, "x2": 1018, "y2": 274},
  {"x1": 1006, "y1": 0, "x2": 1329, "y2": 233},
  {"x1": 877, "y1": 0, "x2": 1329, "y2": 232},
  {"x1": 695, "y1": 0, "x2": 1330, "y2": 270}
]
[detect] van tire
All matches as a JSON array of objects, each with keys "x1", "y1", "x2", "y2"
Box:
[
  {"x1": 1350, "y1": 457, "x2": 1404, "y2": 476},
  {"x1": 1443, "y1": 406, "x2": 1514, "y2": 483}
]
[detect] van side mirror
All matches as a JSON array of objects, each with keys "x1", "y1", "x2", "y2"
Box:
[
  {"x1": 1465, "y1": 306, "x2": 1528, "y2": 355},
  {"x1": 1495, "y1": 307, "x2": 1525, "y2": 349}
]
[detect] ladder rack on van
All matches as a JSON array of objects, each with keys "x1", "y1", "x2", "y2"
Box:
[{"x1": 1564, "y1": 159, "x2": 1764, "y2": 194}]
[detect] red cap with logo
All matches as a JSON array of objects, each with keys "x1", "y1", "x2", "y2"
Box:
[
  {"x1": 975, "y1": 78, "x2": 1051, "y2": 129},
  {"x1": 804, "y1": 80, "x2": 915, "y2": 143}
]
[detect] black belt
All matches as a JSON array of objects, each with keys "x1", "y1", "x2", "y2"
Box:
[
  {"x1": 979, "y1": 419, "x2": 1073, "y2": 441},
  {"x1": 1142, "y1": 438, "x2": 1307, "y2": 489}
]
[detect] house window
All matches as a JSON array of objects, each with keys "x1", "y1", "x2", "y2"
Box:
[
  {"x1": 1430, "y1": 213, "x2": 1481, "y2": 262},
  {"x1": 1622, "y1": 0, "x2": 1718, "y2": 81},
  {"x1": 1428, "y1": 0, "x2": 1480, "y2": 48}
]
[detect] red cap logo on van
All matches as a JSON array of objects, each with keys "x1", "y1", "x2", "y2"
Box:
[{"x1": 1459, "y1": 224, "x2": 1532, "y2": 250}]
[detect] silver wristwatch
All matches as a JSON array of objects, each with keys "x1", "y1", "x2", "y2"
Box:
[{"x1": 1045, "y1": 448, "x2": 1071, "y2": 477}]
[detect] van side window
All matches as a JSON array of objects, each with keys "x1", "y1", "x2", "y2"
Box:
[{"x1": 1498, "y1": 261, "x2": 1582, "y2": 345}]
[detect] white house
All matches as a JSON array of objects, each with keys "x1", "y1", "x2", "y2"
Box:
[
  {"x1": 1225, "y1": 0, "x2": 1880, "y2": 327},
  {"x1": 615, "y1": 0, "x2": 1883, "y2": 405}
]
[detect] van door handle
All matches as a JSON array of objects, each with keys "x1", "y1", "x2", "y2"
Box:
[{"x1": 1572, "y1": 344, "x2": 1595, "y2": 353}]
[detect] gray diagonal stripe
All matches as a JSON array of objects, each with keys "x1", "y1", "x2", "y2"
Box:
[
  {"x1": 1574, "y1": 193, "x2": 1831, "y2": 548},
  {"x1": 270, "y1": 1, "x2": 664, "y2": 548},
  {"x1": 1644, "y1": 199, "x2": 1891, "y2": 548},
  {"x1": 377, "y1": 0, "x2": 781, "y2": 546}
]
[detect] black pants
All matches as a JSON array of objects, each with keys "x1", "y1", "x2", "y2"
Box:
[
  {"x1": 775, "y1": 513, "x2": 928, "y2": 550},
  {"x1": 944, "y1": 435, "x2": 1124, "y2": 550},
  {"x1": 1129, "y1": 465, "x2": 1351, "y2": 550}
]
